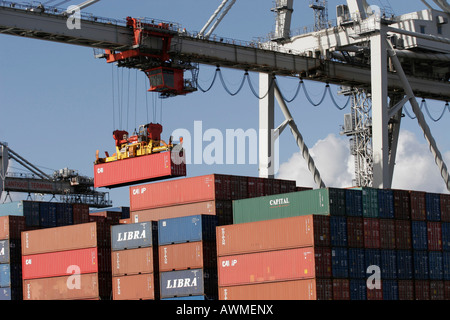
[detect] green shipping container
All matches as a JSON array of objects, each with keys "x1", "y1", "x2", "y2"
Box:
[
  {"x1": 232, "y1": 188, "x2": 345, "y2": 224},
  {"x1": 359, "y1": 187, "x2": 379, "y2": 218}
]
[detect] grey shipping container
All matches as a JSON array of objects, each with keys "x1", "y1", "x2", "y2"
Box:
[
  {"x1": 159, "y1": 268, "x2": 218, "y2": 299},
  {"x1": 0, "y1": 240, "x2": 21, "y2": 264},
  {"x1": 111, "y1": 221, "x2": 157, "y2": 251},
  {"x1": 158, "y1": 215, "x2": 218, "y2": 245}
]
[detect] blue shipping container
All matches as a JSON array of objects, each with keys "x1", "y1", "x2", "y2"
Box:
[
  {"x1": 39, "y1": 202, "x2": 57, "y2": 227},
  {"x1": 345, "y1": 189, "x2": 363, "y2": 217},
  {"x1": 56, "y1": 203, "x2": 73, "y2": 226},
  {"x1": 380, "y1": 250, "x2": 397, "y2": 280},
  {"x1": 0, "y1": 201, "x2": 39, "y2": 226},
  {"x1": 413, "y1": 250, "x2": 429, "y2": 280},
  {"x1": 378, "y1": 189, "x2": 394, "y2": 219},
  {"x1": 331, "y1": 247, "x2": 348, "y2": 278},
  {"x1": 382, "y1": 280, "x2": 399, "y2": 300},
  {"x1": 348, "y1": 248, "x2": 365, "y2": 279},
  {"x1": 442, "y1": 222, "x2": 450, "y2": 251},
  {"x1": 396, "y1": 250, "x2": 413, "y2": 280},
  {"x1": 330, "y1": 216, "x2": 348, "y2": 247},
  {"x1": 159, "y1": 268, "x2": 218, "y2": 299},
  {"x1": 443, "y1": 251, "x2": 450, "y2": 281},
  {"x1": 428, "y1": 251, "x2": 443, "y2": 280},
  {"x1": 158, "y1": 215, "x2": 218, "y2": 245},
  {"x1": 364, "y1": 249, "x2": 381, "y2": 273},
  {"x1": 425, "y1": 193, "x2": 441, "y2": 221},
  {"x1": 0, "y1": 288, "x2": 10, "y2": 301},
  {"x1": 111, "y1": 221, "x2": 156, "y2": 251},
  {"x1": 350, "y1": 279, "x2": 367, "y2": 300},
  {"x1": 411, "y1": 221, "x2": 428, "y2": 250}
]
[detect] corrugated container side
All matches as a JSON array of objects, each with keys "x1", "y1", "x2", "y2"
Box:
[
  {"x1": 331, "y1": 247, "x2": 348, "y2": 278},
  {"x1": 393, "y1": 189, "x2": 411, "y2": 220},
  {"x1": 21, "y1": 247, "x2": 98, "y2": 280},
  {"x1": 315, "y1": 246, "x2": 332, "y2": 278},
  {"x1": 360, "y1": 187, "x2": 379, "y2": 218},
  {"x1": 72, "y1": 203, "x2": 90, "y2": 225},
  {"x1": 363, "y1": 218, "x2": 380, "y2": 248},
  {"x1": 364, "y1": 249, "x2": 381, "y2": 276},
  {"x1": 158, "y1": 215, "x2": 217, "y2": 245},
  {"x1": 348, "y1": 248, "x2": 365, "y2": 279},
  {"x1": 21, "y1": 222, "x2": 97, "y2": 255},
  {"x1": 427, "y1": 221, "x2": 442, "y2": 251},
  {"x1": 430, "y1": 280, "x2": 445, "y2": 300},
  {"x1": 232, "y1": 188, "x2": 335, "y2": 224},
  {"x1": 316, "y1": 278, "x2": 333, "y2": 300},
  {"x1": 94, "y1": 149, "x2": 186, "y2": 189},
  {"x1": 380, "y1": 249, "x2": 397, "y2": 280},
  {"x1": 413, "y1": 250, "x2": 429, "y2": 280},
  {"x1": 332, "y1": 279, "x2": 350, "y2": 300},
  {"x1": 442, "y1": 222, "x2": 450, "y2": 251},
  {"x1": 441, "y1": 194, "x2": 450, "y2": 222},
  {"x1": 366, "y1": 284, "x2": 383, "y2": 300},
  {"x1": 426, "y1": 193, "x2": 441, "y2": 221},
  {"x1": 398, "y1": 280, "x2": 414, "y2": 300},
  {"x1": 112, "y1": 273, "x2": 156, "y2": 300},
  {"x1": 111, "y1": 247, "x2": 155, "y2": 276},
  {"x1": 110, "y1": 221, "x2": 156, "y2": 251},
  {"x1": 396, "y1": 250, "x2": 413, "y2": 280},
  {"x1": 445, "y1": 281, "x2": 450, "y2": 300},
  {"x1": 414, "y1": 280, "x2": 430, "y2": 300},
  {"x1": 378, "y1": 189, "x2": 394, "y2": 219},
  {"x1": 346, "y1": 217, "x2": 364, "y2": 248},
  {"x1": 443, "y1": 252, "x2": 450, "y2": 281},
  {"x1": 216, "y1": 215, "x2": 325, "y2": 257},
  {"x1": 0, "y1": 263, "x2": 21, "y2": 288},
  {"x1": 410, "y1": 191, "x2": 426, "y2": 220},
  {"x1": 395, "y1": 220, "x2": 412, "y2": 250},
  {"x1": 412, "y1": 221, "x2": 428, "y2": 250},
  {"x1": 383, "y1": 280, "x2": 399, "y2": 300},
  {"x1": 218, "y1": 279, "x2": 317, "y2": 300},
  {"x1": 350, "y1": 279, "x2": 367, "y2": 300},
  {"x1": 379, "y1": 219, "x2": 396, "y2": 249},
  {"x1": 158, "y1": 241, "x2": 217, "y2": 272},
  {"x1": 23, "y1": 273, "x2": 100, "y2": 300},
  {"x1": 217, "y1": 247, "x2": 315, "y2": 287},
  {"x1": 39, "y1": 202, "x2": 57, "y2": 228},
  {"x1": 345, "y1": 189, "x2": 363, "y2": 217},
  {"x1": 330, "y1": 216, "x2": 347, "y2": 247},
  {"x1": 56, "y1": 203, "x2": 73, "y2": 227},
  {"x1": 0, "y1": 216, "x2": 26, "y2": 240},
  {"x1": 428, "y1": 251, "x2": 443, "y2": 280},
  {"x1": 160, "y1": 268, "x2": 218, "y2": 299},
  {"x1": 0, "y1": 239, "x2": 21, "y2": 264}
]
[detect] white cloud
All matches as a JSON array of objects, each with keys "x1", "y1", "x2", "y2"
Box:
[{"x1": 277, "y1": 130, "x2": 450, "y2": 194}]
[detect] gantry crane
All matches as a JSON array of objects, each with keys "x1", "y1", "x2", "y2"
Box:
[{"x1": 0, "y1": 0, "x2": 449, "y2": 191}]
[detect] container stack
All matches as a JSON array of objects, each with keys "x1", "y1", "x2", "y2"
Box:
[
  {"x1": 228, "y1": 187, "x2": 450, "y2": 300},
  {"x1": 128, "y1": 174, "x2": 300, "y2": 226},
  {"x1": 0, "y1": 216, "x2": 26, "y2": 300},
  {"x1": 158, "y1": 215, "x2": 218, "y2": 300},
  {"x1": 21, "y1": 222, "x2": 112, "y2": 300},
  {"x1": 110, "y1": 221, "x2": 159, "y2": 300}
]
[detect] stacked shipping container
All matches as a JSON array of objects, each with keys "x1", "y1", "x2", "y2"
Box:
[
  {"x1": 158, "y1": 215, "x2": 218, "y2": 300},
  {"x1": 230, "y1": 187, "x2": 450, "y2": 300}
]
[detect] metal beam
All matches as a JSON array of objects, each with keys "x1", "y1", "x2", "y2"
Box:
[{"x1": 258, "y1": 73, "x2": 275, "y2": 179}]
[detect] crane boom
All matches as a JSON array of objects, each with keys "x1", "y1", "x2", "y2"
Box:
[{"x1": 0, "y1": 2, "x2": 448, "y2": 101}]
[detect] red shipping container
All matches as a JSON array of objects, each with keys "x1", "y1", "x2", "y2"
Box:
[
  {"x1": 0, "y1": 215, "x2": 25, "y2": 240},
  {"x1": 445, "y1": 281, "x2": 450, "y2": 300},
  {"x1": 427, "y1": 221, "x2": 443, "y2": 251},
  {"x1": 316, "y1": 278, "x2": 333, "y2": 300},
  {"x1": 332, "y1": 279, "x2": 350, "y2": 300},
  {"x1": 441, "y1": 194, "x2": 450, "y2": 222},
  {"x1": 410, "y1": 191, "x2": 426, "y2": 220},
  {"x1": 23, "y1": 273, "x2": 100, "y2": 300},
  {"x1": 430, "y1": 281, "x2": 445, "y2": 300},
  {"x1": 111, "y1": 247, "x2": 154, "y2": 276},
  {"x1": 363, "y1": 218, "x2": 380, "y2": 248},
  {"x1": 158, "y1": 241, "x2": 216, "y2": 272},
  {"x1": 217, "y1": 247, "x2": 315, "y2": 287},
  {"x1": 367, "y1": 282, "x2": 383, "y2": 300},
  {"x1": 315, "y1": 246, "x2": 332, "y2": 278},
  {"x1": 218, "y1": 278, "x2": 317, "y2": 300},
  {"x1": 22, "y1": 247, "x2": 98, "y2": 280},
  {"x1": 346, "y1": 217, "x2": 364, "y2": 248},
  {"x1": 94, "y1": 149, "x2": 186, "y2": 189},
  {"x1": 72, "y1": 203, "x2": 90, "y2": 224},
  {"x1": 395, "y1": 220, "x2": 412, "y2": 250},
  {"x1": 398, "y1": 280, "x2": 414, "y2": 300},
  {"x1": 415, "y1": 280, "x2": 430, "y2": 300},
  {"x1": 393, "y1": 189, "x2": 411, "y2": 220},
  {"x1": 112, "y1": 273, "x2": 155, "y2": 300},
  {"x1": 216, "y1": 215, "x2": 328, "y2": 257},
  {"x1": 379, "y1": 219, "x2": 396, "y2": 249}
]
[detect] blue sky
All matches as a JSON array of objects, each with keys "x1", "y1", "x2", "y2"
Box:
[{"x1": 1, "y1": 0, "x2": 449, "y2": 207}]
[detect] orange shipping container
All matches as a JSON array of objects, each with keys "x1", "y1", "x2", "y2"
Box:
[
  {"x1": 23, "y1": 273, "x2": 99, "y2": 300},
  {"x1": 111, "y1": 247, "x2": 155, "y2": 276},
  {"x1": 159, "y1": 241, "x2": 217, "y2": 272},
  {"x1": 219, "y1": 279, "x2": 317, "y2": 300},
  {"x1": 216, "y1": 215, "x2": 329, "y2": 257},
  {"x1": 112, "y1": 273, "x2": 155, "y2": 300},
  {"x1": 218, "y1": 247, "x2": 315, "y2": 287},
  {"x1": 21, "y1": 222, "x2": 97, "y2": 255},
  {"x1": 0, "y1": 215, "x2": 25, "y2": 240}
]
